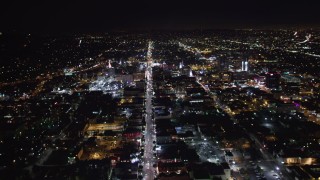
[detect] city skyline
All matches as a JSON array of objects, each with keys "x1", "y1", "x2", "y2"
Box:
[{"x1": 1, "y1": 29, "x2": 320, "y2": 179}]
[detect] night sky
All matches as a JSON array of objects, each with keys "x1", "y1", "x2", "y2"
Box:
[{"x1": 1, "y1": 0, "x2": 320, "y2": 33}]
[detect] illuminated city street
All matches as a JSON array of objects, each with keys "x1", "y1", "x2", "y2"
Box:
[{"x1": 143, "y1": 41, "x2": 156, "y2": 180}]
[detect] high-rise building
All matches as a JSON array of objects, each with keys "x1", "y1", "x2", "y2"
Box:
[
  {"x1": 108, "y1": 60, "x2": 112, "y2": 69},
  {"x1": 179, "y1": 61, "x2": 184, "y2": 69},
  {"x1": 189, "y1": 69, "x2": 194, "y2": 77},
  {"x1": 242, "y1": 60, "x2": 248, "y2": 72},
  {"x1": 265, "y1": 72, "x2": 281, "y2": 89}
]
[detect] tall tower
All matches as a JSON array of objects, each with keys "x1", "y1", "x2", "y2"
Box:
[
  {"x1": 242, "y1": 60, "x2": 248, "y2": 72},
  {"x1": 189, "y1": 69, "x2": 194, "y2": 77},
  {"x1": 179, "y1": 61, "x2": 184, "y2": 69},
  {"x1": 108, "y1": 60, "x2": 112, "y2": 69}
]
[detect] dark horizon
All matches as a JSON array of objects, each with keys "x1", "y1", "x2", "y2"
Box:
[{"x1": 1, "y1": 0, "x2": 320, "y2": 34}]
